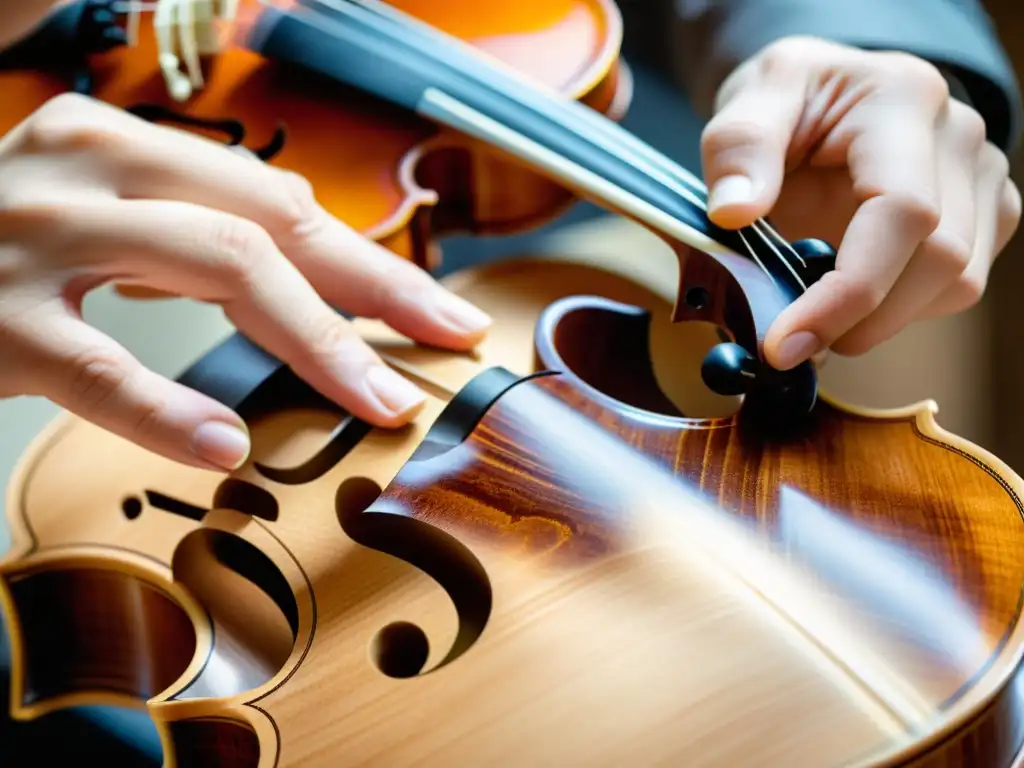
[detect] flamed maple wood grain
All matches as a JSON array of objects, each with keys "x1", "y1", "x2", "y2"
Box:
[{"x1": 1, "y1": 259, "x2": 1023, "y2": 767}]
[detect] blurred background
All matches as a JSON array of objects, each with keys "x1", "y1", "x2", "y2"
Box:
[
  {"x1": 980, "y1": 1, "x2": 1024, "y2": 473},
  {"x1": 2, "y1": 0, "x2": 1024, "y2": 763}
]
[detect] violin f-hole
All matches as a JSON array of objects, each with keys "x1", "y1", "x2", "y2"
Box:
[
  {"x1": 212, "y1": 478, "x2": 279, "y2": 521},
  {"x1": 125, "y1": 103, "x2": 289, "y2": 162},
  {"x1": 254, "y1": 413, "x2": 373, "y2": 485},
  {"x1": 120, "y1": 490, "x2": 208, "y2": 522},
  {"x1": 120, "y1": 485, "x2": 279, "y2": 523}
]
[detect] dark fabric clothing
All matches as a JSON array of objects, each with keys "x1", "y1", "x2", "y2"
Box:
[{"x1": 618, "y1": 0, "x2": 1022, "y2": 153}]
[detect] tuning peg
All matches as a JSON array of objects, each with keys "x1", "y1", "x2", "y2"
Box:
[
  {"x1": 701, "y1": 341, "x2": 819, "y2": 420},
  {"x1": 791, "y1": 238, "x2": 837, "y2": 284},
  {"x1": 700, "y1": 342, "x2": 758, "y2": 397},
  {"x1": 84, "y1": 1, "x2": 129, "y2": 51}
]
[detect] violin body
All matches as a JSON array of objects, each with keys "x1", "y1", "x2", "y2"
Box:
[
  {"x1": 3, "y1": 257, "x2": 1024, "y2": 767},
  {"x1": 0, "y1": 0, "x2": 628, "y2": 271},
  {"x1": 2, "y1": 2, "x2": 1024, "y2": 766},
  {"x1": 0, "y1": 0, "x2": 831, "y2": 398}
]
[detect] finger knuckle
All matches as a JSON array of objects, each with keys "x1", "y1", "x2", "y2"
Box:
[
  {"x1": 980, "y1": 143, "x2": 1011, "y2": 180},
  {"x1": 365, "y1": 276, "x2": 402, "y2": 319},
  {"x1": 954, "y1": 273, "x2": 987, "y2": 310},
  {"x1": 928, "y1": 230, "x2": 973, "y2": 274},
  {"x1": 701, "y1": 118, "x2": 770, "y2": 157},
  {"x1": 949, "y1": 101, "x2": 987, "y2": 152},
  {"x1": 303, "y1": 312, "x2": 362, "y2": 368},
  {"x1": 66, "y1": 347, "x2": 133, "y2": 409},
  {"x1": 756, "y1": 41, "x2": 800, "y2": 78},
  {"x1": 25, "y1": 92, "x2": 122, "y2": 151},
  {"x1": 888, "y1": 190, "x2": 942, "y2": 233},
  {"x1": 128, "y1": 394, "x2": 167, "y2": 438},
  {"x1": 888, "y1": 55, "x2": 949, "y2": 102},
  {"x1": 755, "y1": 36, "x2": 822, "y2": 78},
  {"x1": 273, "y1": 170, "x2": 323, "y2": 239},
  {"x1": 206, "y1": 215, "x2": 275, "y2": 283},
  {"x1": 825, "y1": 272, "x2": 887, "y2": 317}
]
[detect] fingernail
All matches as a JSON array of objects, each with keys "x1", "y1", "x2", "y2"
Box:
[
  {"x1": 709, "y1": 174, "x2": 756, "y2": 210},
  {"x1": 775, "y1": 331, "x2": 822, "y2": 370},
  {"x1": 367, "y1": 365, "x2": 426, "y2": 415},
  {"x1": 191, "y1": 421, "x2": 251, "y2": 470},
  {"x1": 435, "y1": 292, "x2": 492, "y2": 335}
]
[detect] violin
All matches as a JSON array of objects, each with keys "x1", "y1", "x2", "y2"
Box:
[
  {"x1": 1, "y1": 2, "x2": 1022, "y2": 766},
  {"x1": 0, "y1": 0, "x2": 838, "y2": 414}
]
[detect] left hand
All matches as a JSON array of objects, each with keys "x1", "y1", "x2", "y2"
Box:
[{"x1": 700, "y1": 36, "x2": 1021, "y2": 370}]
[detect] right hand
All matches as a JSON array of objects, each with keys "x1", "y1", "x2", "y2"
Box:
[{"x1": 0, "y1": 94, "x2": 492, "y2": 472}]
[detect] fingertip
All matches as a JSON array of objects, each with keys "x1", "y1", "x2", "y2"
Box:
[
  {"x1": 363, "y1": 364, "x2": 428, "y2": 425},
  {"x1": 767, "y1": 329, "x2": 824, "y2": 371},
  {"x1": 707, "y1": 174, "x2": 770, "y2": 229},
  {"x1": 385, "y1": 288, "x2": 492, "y2": 352},
  {"x1": 430, "y1": 291, "x2": 493, "y2": 345},
  {"x1": 707, "y1": 201, "x2": 763, "y2": 230},
  {"x1": 191, "y1": 418, "x2": 252, "y2": 471},
  {"x1": 364, "y1": 397, "x2": 428, "y2": 429}
]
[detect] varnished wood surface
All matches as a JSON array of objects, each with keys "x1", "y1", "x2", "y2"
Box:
[
  {"x1": 0, "y1": 0, "x2": 628, "y2": 273},
  {"x1": 1, "y1": 0, "x2": 797, "y2": 374},
  {"x1": 1, "y1": 258, "x2": 1023, "y2": 766}
]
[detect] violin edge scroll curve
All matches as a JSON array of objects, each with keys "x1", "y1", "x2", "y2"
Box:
[
  {"x1": 529, "y1": 293, "x2": 1024, "y2": 768},
  {"x1": 3, "y1": 295, "x2": 1024, "y2": 767}
]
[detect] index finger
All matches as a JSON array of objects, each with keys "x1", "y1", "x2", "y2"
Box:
[
  {"x1": 48, "y1": 95, "x2": 491, "y2": 350},
  {"x1": 764, "y1": 107, "x2": 941, "y2": 369}
]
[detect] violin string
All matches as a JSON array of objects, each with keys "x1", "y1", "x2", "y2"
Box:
[
  {"x1": 326, "y1": 0, "x2": 710, "y2": 207},
  {"x1": 343, "y1": 0, "x2": 808, "y2": 277},
  {"x1": 737, "y1": 230, "x2": 779, "y2": 292},
  {"x1": 301, "y1": 0, "x2": 808, "y2": 292},
  {"x1": 390, "y1": 0, "x2": 811, "y2": 277},
  {"x1": 110, "y1": 0, "x2": 807, "y2": 293},
  {"x1": 288, "y1": 0, "x2": 710, "y2": 215},
  {"x1": 350, "y1": 0, "x2": 705, "y2": 196},
  {"x1": 272, "y1": 1, "x2": 739, "y2": 262},
  {"x1": 419, "y1": 87, "x2": 735, "y2": 261}
]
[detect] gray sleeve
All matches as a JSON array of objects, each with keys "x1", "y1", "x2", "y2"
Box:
[{"x1": 657, "y1": 0, "x2": 1022, "y2": 154}]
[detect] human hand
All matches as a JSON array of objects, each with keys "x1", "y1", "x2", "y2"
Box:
[
  {"x1": 700, "y1": 36, "x2": 1021, "y2": 370},
  {"x1": 0, "y1": 94, "x2": 491, "y2": 471}
]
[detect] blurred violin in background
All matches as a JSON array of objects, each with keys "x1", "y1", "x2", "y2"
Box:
[{"x1": 0, "y1": 2, "x2": 1022, "y2": 766}]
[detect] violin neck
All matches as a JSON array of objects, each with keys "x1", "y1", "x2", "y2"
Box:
[{"x1": 239, "y1": 0, "x2": 809, "y2": 300}]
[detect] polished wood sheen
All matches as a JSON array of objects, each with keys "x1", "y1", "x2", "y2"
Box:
[
  {"x1": 0, "y1": 0, "x2": 627, "y2": 272},
  {"x1": 1, "y1": 2, "x2": 1022, "y2": 765},
  {"x1": 0, "y1": 0, "x2": 792, "y2": 359},
  {"x1": 2, "y1": 258, "x2": 1023, "y2": 767}
]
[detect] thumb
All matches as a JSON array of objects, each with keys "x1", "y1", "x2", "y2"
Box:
[{"x1": 701, "y1": 63, "x2": 809, "y2": 229}]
